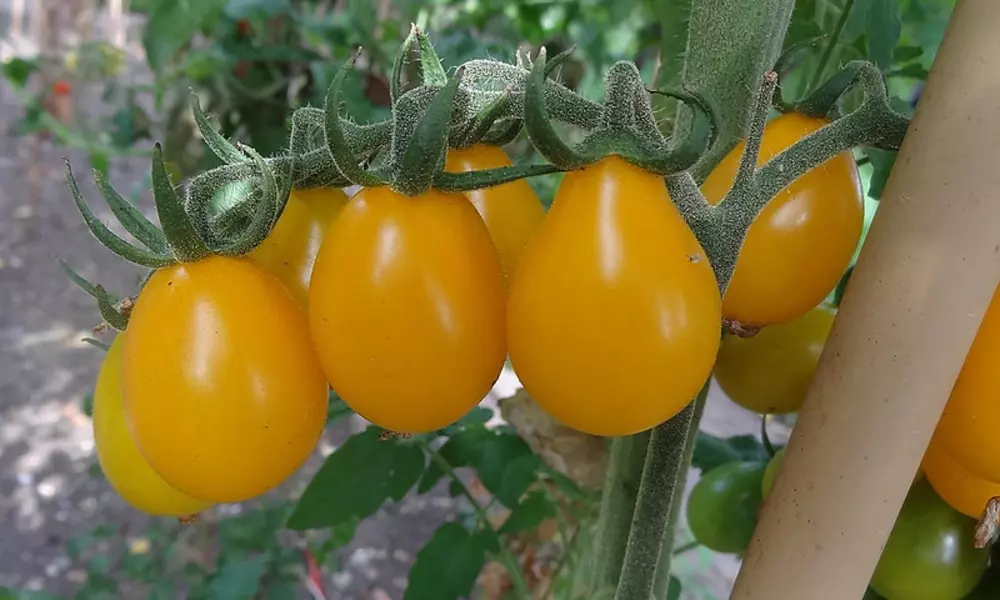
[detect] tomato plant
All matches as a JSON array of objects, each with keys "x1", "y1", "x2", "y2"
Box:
[
  {"x1": 761, "y1": 447, "x2": 785, "y2": 498},
  {"x1": 701, "y1": 112, "x2": 864, "y2": 327},
  {"x1": 507, "y1": 156, "x2": 721, "y2": 437},
  {"x1": 249, "y1": 186, "x2": 349, "y2": 307},
  {"x1": 922, "y1": 434, "x2": 1000, "y2": 520},
  {"x1": 870, "y1": 478, "x2": 989, "y2": 600},
  {"x1": 686, "y1": 461, "x2": 766, "y2": 554},
  {"x1": 444, "y1": 144, "x2": 547, "y2": 283},
  {"x1": 308, "y1": 186, "x2": 507, "y2": 434},
  {"x1": 93, "y1": 335, "x2": 212, "y2": 517},
  {"x1": 715, "y1": 305, "x2": 836, "y2": 414},
  {"x1": 932, "y1": 286, "x2": 1000, "y2": 482},
  {"x1": 123, "y1": 255, "x2": 329, "y2": 503}
]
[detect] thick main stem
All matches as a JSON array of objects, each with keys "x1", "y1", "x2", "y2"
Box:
[{"x1": 731, "y1": 2, "x2": 1000, "y2": 598}]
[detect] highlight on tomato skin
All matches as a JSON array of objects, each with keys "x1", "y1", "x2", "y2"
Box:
[
  {"x1": 444, "y1": 144, "x2": 547, "y2": 284},
  {"x1": 701, "y1": 111, "x2": 864, "y2": 328},
  {"x1": 506, "y1": 156, "x2": 722, "y2": 437},
  {"x1": 92, "y1": 335, "x2": 212, "y2": 518},
  {"x1": 307, "y1": 185, "x2": 507, "y2": 435},
  {"x1": 248, "y1": 186, "x2": 349, "y2": 308},
  {"x1": 122, "y1": 255, "x2": 330, "y2": 504},
  {"x1": 714, "y1": 305, "x2": 836, "y2": 415},
  {"x1": 933, "y1": 286, "x2": 1000, "y2": 483}
]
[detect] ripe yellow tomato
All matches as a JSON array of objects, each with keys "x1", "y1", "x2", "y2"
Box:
[
  {"x1": 249, "y1": 186, "x2": 348, "y2": 307},
  {"x1": 714, "y1": 305, "x2": 836, "y2": 414},
  {"x1": 93, "y1": 335, "x2": 211, "y2": 517},
  {"x1": 934, "y1": 287, "x2": 1000, "y2": 482},
  {"x1": 507, "y1": 156, "x2": 722, "y2": 437},
  {"x1": 123, "y1": 256, "x2": 328, "y2": 503},
  {"x1": 701, "y1": 112, "x2": 864, "y2": 327},
  {"x1": 923, "y1": 435, "x2": 1000, "y2": 520},
  {"x1": 308, "y1": 186, "x2": 507, "y2": 434},
  {"x1": 445, "y1": 145, "x2": 546, "y2": 283}
]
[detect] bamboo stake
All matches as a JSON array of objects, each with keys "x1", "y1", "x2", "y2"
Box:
[{"x1": 730, "y1": 1, "x2": 1000, "y2": 598}]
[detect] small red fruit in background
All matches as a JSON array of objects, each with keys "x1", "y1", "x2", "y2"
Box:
[{"x1": 52, "y1": 80, "x2": 72, "y2": 96}]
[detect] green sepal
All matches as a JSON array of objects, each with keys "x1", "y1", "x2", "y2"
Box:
[
  {"x1": 185, "y1": 161, "x2": 257, "y2": 246},
  {"x1": 413, "y1": 26, "x2": 447, "y2": 88},
  {"x1": 453, "y1": 91, "x2": 512, "y2": 149},
  {"x1": 543, "y1": 45, "x2": 576, "y2": 79},
  {"x1": 393, "y1": 68, "x2": 465, "y2": 196},
  {"x1": 482, "y1": 119, "x2": 522, "y2": 146},
  {"x1": 644, "y1": 87, "x2": 718, "y2": 175},
  {"x1": 93, "y1": 169, "x2": 169, "y2": 254},
  {"x1": 771, "y1": 35, "x2": 826, "y2": 111},
  {"x1": 390, "y1": 28, "x2": 413, "y2": 104},
  {"x1": 523, "y1": 48, "x2": 589, "y2": 170},
  {"x1": 65, "y1": 161, "x2": 175, "y2": 269},
  {"x1": 151, "y1": 143, "x2": 212, "y2": 263},
  {"x1": 190, "y1": 91, "x2": 244, "y2": 165},
  {"x1": 217, "y1": 146, "x2": 285, "y2": 256},
  {"x1": 95, "y1": 285, "x2": 129, "y2": 331},
  {"x1": 58, "y1": 258, "x2": 119, "y2": 302},
  {"x1": 82, "y1": 337, "x2": 110, "y2": 351},
  {"x1": 794, "y1": 60, "x2": 866, "y2": 119},
  {"x1": 433, "y1": 163, "x2": 563, "y2": 192},
  {"x1": 325, "y1": 51, "x2": 387, "y2": 188}
]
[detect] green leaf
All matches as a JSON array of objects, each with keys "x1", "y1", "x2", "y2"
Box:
[
  {"x1": 893, "y1": 45, "x2": 923, "y2": 63},
  {"x1": 692, "y1": 433, "x2": 768, "y2": 472},
  {"x1": 224, "y1": 0, "x2": 292, "y2": 18},
  {"x1": 81, "y1": 393, "x2": 95, "y2": 417},
  {"x1": 1, "y1": 58, "x2": 37, "y2": 88},
  {"x1": 498, "y1": 490, "x2": 556, "y2": 534},
  {"x1": 864, "y1": 147, "x2": 896, "y2": 199},
  {"x1": 387, "y1": 443, "x2": 426, "y2": 502},
  {"x1": 404, "y1": 523, "x2": 487, "y2": 600},
  {"x1": 496, "y1": 454, "x2": 541, "y2": 507},
  {"x1": 144, "y1": 0, "x2": 226, "y2": 70},
  {"x1": 326, "y1": 391, "x2": 353, "y2": 424},
  {"x1": 287, "y1": 428, "x2": 418, "y2": 530},
  {"x1": 209, "y1": 555, "x2": 267, "y2": 600},
  {"x1": 834, "y1": 265, "x2": 854, "y2": 308},
  {"x1": 219, "y1": 504, "x2": 289, "y2": 552},
  {"x1": 667, "y1": 577, "x2": 682, "y2": 600},
  {"x1": 867, "y1": 0, "x2": 901, "y2": 71}
]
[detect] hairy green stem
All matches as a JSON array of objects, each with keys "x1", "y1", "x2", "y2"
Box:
[
  {"x1": 615, "y1": 384, "x2": 709, "y2": 600},
  {"x1": 808, "y1": 0, "x2": 855, "y2": 93},
  {"x1": 419, "y1": 441, "x2": 531, "y2": 600},
  {"x1": 590, "y1": 431, "x2": 651, "y2": 596}
]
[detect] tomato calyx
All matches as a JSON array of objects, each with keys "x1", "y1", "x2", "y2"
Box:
[
  {"x1": 974, "y1": 497, "x2": 1000, "y2": 549},
  {"x1": 522, "y1": 48, "x2": 715, "y2": 176},
  {"x1": 723, "y1": 318, "x2": 761, "y2": 338}
]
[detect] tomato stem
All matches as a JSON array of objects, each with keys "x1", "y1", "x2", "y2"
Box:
[{"x1": 615, "y1": 384, "x2": 708, "y2": 600}]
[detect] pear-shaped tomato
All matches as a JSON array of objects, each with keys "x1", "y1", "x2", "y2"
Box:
[
  {"x1": 93, "y1": 335, "x2": 211, "y2": 517},
  {"x1": 507, "y1": 156, "x2": 721, "y2": 436},
  {"x1": 445, "y1": 144, "x2": 546, "y2": 283},
  {"x1": 715, "y1": 305, "x2": 836, "y2": 414},
  {"x1": 308, "y1": 186, "x2": 507, "y2": 434},
  {"x1": 922, "y1": 434, "x2": 1000, "y2": 520},
  {"x1": 934, "y1": 287, "x2": 1000, "y2": 483},
  {"x1": 123, "y1": 256, "x2": 329, "y2": 503},
  {"x1": 249, "y1": 186, "x2": 348, "y2": 307},
  {"x1": 701, "y1": 112, "x2": 864, "y2": 327}
]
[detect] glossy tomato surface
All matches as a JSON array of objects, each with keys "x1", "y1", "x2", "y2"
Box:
[
  {"x1": 871, "y1": 478, "x2": 988, "y2": 600},
  {"x1": 701, "y1": 112, "x2": 864, "y2": 327},
  {"x1": 93, "y1": 335, "x2": 211, "y2": 517},
  {"x1": 249, "y1": 186, "x2": 348, "y2": 307},
  {"x1": 507, "y1": 156, "x2": 721, "y2": 437},
  {"x1": 934, "y1": 287, "x2": 1000, "y2": 482},
  {"x1": 714, "y1": 305, "x2": 836, "y2": 414},
  {"x1": 922, "y1": 434, "x2": 1000, "y2": 520},
  {"x1": 686, "y1": 461, "x2": 766, "y2": 554},
  {"x1": 308, "y1": 186, "x2": 506, "y2": 434},
  {"x1": 445, "y1": 144, "x2": 546, "y2": 283},
  {"x1": 123, "y1": 256, "x2": 329, "y2": 503}
]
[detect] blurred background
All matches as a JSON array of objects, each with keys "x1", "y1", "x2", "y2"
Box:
[{"x1": 0, "y1": 1, "x2": 953, "y2": 599}]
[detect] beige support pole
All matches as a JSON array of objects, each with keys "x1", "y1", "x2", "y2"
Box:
[{"x1": 729, "y1": 2, "x2": 1000, "y2": 599}]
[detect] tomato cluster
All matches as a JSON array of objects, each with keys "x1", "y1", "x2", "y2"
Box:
[{"x1": 90, "y1": 110, "x2": 871, "y2": 515}]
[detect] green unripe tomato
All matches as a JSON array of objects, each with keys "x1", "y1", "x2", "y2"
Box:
[
  {"x1": 870, "y1": 479, "x2": 988, "y2": 600},
  {"x1": 686, "y1": 461, "x2": 766, "y2": 554}
]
